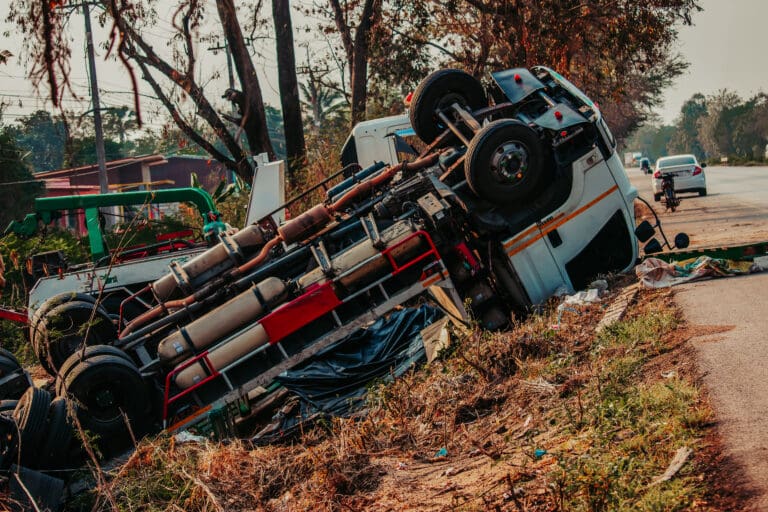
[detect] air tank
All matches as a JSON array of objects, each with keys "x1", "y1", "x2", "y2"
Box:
[
  {"x1": 171, "y1": 221, "x2": 428, "y2": 390},
  {"x1": 173, "y1": 323, "x2": 270, "y2": 389},
  {"x1": 157, "y1": 277, "x2": 287, "y2": 365},
  {"x1": 298, "y1": 221, "x2": 425, "y2": 290},
  {"x1": 153, "y1": 225, "x2": 266, "y2": 300}
]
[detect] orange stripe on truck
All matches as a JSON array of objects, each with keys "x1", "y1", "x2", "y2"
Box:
[{"x1": 506, "y1": 185, "x2": 620, "y2": 258}]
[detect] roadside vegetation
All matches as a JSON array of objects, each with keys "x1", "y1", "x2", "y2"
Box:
[
  {"x1": 68, "y1": 284, "x2": 739, "y2": 511},
  {"x1": 625, "y1": 90, "x2": 768, "y2": 165}
]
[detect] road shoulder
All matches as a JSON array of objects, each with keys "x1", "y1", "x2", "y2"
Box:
[{"x1": 675, "y1": 272, "x2": 768, "y2": 510}]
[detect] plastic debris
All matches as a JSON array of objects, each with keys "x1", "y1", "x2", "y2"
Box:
[
  {"x1": 174, "y1": 431, "x2": 207, "y2": 444},
  {"x1": 636, "y1": 256, "x2": 756, "y2": 289},
  {"x1": 435, "y1": 447, "x2": 448, "y2": 458},
  {"x1": 534, "y1": 448, "x2": 547, "y2": 459}
]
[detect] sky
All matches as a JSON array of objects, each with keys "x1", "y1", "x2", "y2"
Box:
[
  {"x1": 658, "y1": 0, "x2": 768, "y2": 124},
  {"x1": 0, "y1": 0, "x2": 766, "y2": 129}
]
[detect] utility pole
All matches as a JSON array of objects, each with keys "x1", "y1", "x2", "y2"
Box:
[{"x1": 83, "y1": 2, "x2": 109, "y2": 194}]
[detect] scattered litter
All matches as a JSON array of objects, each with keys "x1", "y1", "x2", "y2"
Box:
[
  {"x1": 174, "y1": 431, "x2": 207, "y2": 444},
  {"x1": 523, "y1": 377, "x2": 557, "y2": 394},
  {"x1": 534, "y1": 448, "x2": 547, "y2": 459},
  {"x1": 652, "y1": 446, "x2": 693, "y2": 485},
  {"x1": 636, "y1": 256, "x2": 755, "y2": 289},
  {"x1": 661, "y1": 370, "x2": 678, "y2": 379},
  {"x1": 553, "y1": 283, "x2": 608, "y2": 329},
  {"x1": 397, "y1": 462, "x2": 408, "y2": 470},
  {"x1": 753, "y1": 255, "x2": 768, "y2": 272},
  {"x1": 561, "y1": 288, "x2": 602, "y2": 306},
  {"x1": 596, "y1": 284, "x2": 639, "y2": 332},
  {"x1": 589, "y1": 279, "x2": 609, "y2": 293},
  {"x1": 444, "y1": 466, "x2": 458, "y2": 476},
  {"x1": 434, "y1": 447, "x2": 448, "y2": 458}
]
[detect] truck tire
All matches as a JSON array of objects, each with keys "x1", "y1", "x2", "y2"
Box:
[
  {"x1": 0, "y1": 353, "x2": 29, "y2": 401},
  {"x1": 464, "y1": 120, "x2": 546, "y2": 206},
  {"x1": 64, "y1": 354, "x2": 148, "y2": 438},
  {"x1": 410, "y1": 69, "x2": 487, "y2": 145},
  {"x1": 29, "y1": 292, "x2": 100, "y2": 372},
  {"x1": 12, "y1": 387, "x2": 52, "y2": 464},
  {"x1": 38, "y1": 398, "x2": 75, "y2": 470},
  {"x1": 56, "y1": 345, "x2": 134, "y2": 397},
  {"x1": 0, "y1": 399, "x2": 18, "y2": 415},
  {"x1": 0, "y1": 348, "x2": 20, "y2": 369},
  {"x1": 38, "y1": 301, "x2": 117, "y2": 375},
  {"x1": 29, "y1": 292, "x2": 98, "y2": 345},
  {"x1": 0, "y1": 414, "x2": 19, "y2": 470}
]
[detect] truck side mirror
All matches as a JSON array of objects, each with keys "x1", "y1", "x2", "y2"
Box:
[
  {"x1": 644, "y1": 238, "x2": 662, "y2": 254},
  {"x1": 634, "y1": 221, "x2": 655, "y2": 243}
]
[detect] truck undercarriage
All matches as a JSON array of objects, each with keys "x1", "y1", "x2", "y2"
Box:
[{"x1": 1, "y1": 65, "x2": 645, "y2": 472}]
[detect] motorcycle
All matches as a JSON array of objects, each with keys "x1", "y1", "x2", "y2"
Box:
[{"x1": 661, "y1": 174, "x2": 680, "y2": 212}]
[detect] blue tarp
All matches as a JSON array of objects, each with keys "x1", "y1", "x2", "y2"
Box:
[{"x1": 252, "y1": 305, "x2": 442, "y2": 442}]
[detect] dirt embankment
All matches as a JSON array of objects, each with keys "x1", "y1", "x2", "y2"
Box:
[{"x1": 48, "y1": 280, "x2": 755, "y2": 511}]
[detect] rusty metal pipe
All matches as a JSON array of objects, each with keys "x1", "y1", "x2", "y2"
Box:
[{"x1": 329, "y1": 153, "x2": 439, "y2": 213}]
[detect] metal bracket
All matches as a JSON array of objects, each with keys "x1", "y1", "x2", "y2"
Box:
[
  {"x1": 168, "y1": 260, "x2": 193, "y2": 295},
  {"x1": 310, "y1": 241, "x2": 333, "y2": 275},
  {"x1": 361, "y1": 213, "x2": 384, "y2": 249}
]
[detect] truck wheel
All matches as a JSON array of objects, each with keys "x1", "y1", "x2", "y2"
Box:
[
  {"x1": 464, "y1": 120, "x2": 546, "y2": 206},
  {"x1": 410, "y1": 69, "x2": 487, "y2": 145},
  {"x1": 0, "y1": 348, "x2": 20, "y2": 369},
  {"x1": 0, "y1": 399, "x2": 18, "y2": 415},
  {"x1": 38, "y1": 398, "x2": 75, "y2": 470},
  {"x1": 38, "y1": 301, "x2": 117, "y2": 375},
  {"x1": 29, "y1": 292, "x2": 100, "y2": 371},
  {"x1": 29, "y1": 292, "x2": 98, "y2": 344},
  {"x1": 64, "y1": 354, "x2": 148, "y2": 438},
  {"x1": 0, "y1": 414, "x2": 19, "y2": 470},
  {"x1": 12, "y1": 387, "x2": 52, "y2": 464},
  {"x1": 56, "y1": 345, "x2": 134, "y2": 397},
  {"x1": 699, "y1": 188, "x2": 707, "y2": 197},
  {"x1": 0, "y1": 353, "x2": 29, "y2": 401}
]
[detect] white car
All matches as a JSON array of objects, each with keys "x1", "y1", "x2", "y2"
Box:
[{"x1": 652, "y1": 154, "x2": 707, "y2": 201}]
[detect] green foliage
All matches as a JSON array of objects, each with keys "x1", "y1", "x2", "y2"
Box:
[
  {"x1": 551, "y1": 311, "x2": 707, "y2": 511},
  {"x1": 0, "y1": 229, "x2": 89, "y2": 359},
  {"x1": 623, "y1": 124, "x2": 677, "y2": 163},
  {"x1": 6, "y1": 110, "x2": 68, "y2": 172},
  {"x1": 0, "y1": 127, "x2": 43, "y2": 230},
  {"x1": 629, "y1": 90, "x2": 768, "y2": 163},
  {"x1": 265, "y1": 105, "x2": 287, "y2": 161}
]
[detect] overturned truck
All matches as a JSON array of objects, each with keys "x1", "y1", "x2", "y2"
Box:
[{"x1": 13, "y1": 66, "x2": 643, "y2": 458}]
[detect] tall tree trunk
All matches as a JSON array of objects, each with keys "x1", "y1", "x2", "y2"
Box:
[
  {"x1": 329, "y1": 0, "x2": 382, "y2": 126},
  {"x1": 272, "y1": 0, "x2": 306, "y2": 175},
  {"x1": 216, "y1": 0, "x2": 275, "y2": 167},
  {"x1": 349, "y1": 0, "x2": 380, "y2": 125}
]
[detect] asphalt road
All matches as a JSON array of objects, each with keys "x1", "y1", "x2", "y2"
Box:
[
  {"x1": 628, "y1": 165, "x2": 768, "y2": 249},
  {"x1": 630, "y1": 164, "x2": 768, "y2": 509}
]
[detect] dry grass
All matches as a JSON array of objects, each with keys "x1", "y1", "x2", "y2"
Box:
[{"x1": 74, "y1": 280, "x2": 745, "y2": 511}]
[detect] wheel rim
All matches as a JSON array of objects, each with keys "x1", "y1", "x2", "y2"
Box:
[{"x1": 490, "y1": 141, "x2": 529, "y2": 185}]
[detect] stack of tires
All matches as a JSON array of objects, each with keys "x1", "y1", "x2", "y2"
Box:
[
  {"x1": 1, "y1": 344, "x2": 153, "y2": 471},
  {"x1": 1, "y1": 387, "x2": 78, "y2": 471}
]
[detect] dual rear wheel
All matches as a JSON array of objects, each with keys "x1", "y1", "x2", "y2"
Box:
[{"x1": 410, "y1": 69, "x2": 548, "y2": 207}]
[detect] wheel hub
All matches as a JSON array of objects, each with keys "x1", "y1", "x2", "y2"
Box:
[
  {"x1": 491, "y1": 142, "x2": 528, "y2": 183},
  {"x1": 95, "y1": 389, "x2": 116, "y2": 408}
]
